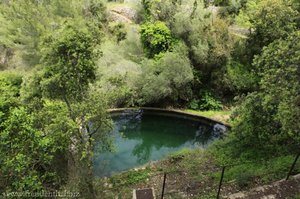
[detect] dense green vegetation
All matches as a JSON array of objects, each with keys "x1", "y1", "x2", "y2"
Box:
[{"x1": 0, "y1": 0, "x2": 299, "y2": 198}]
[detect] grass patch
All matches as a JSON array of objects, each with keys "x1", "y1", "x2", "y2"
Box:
[
  {"x1": 183, "y1": 109, "x2": 232, "y2": 124},
  {"x1": 290, "y1": 194, "x2": 300, "y2": 199},
  {"x1": 184, "y1": 109, "x2": 231, "y2": 117},
  {"x1": 195, "y1": 192, "x2": 217, "y2": 199},
  {"x1": 97, "y1": 146, "x2": 300, "y2": 198},
  {"x1": 166, "y1": 148, "x2": 213, "y2": 181},
  {"x1": 165, "y1": 148, "x2": 200, "y2": 173},
  {"x1": 211, "y1": 155, "x2": 300, "y2": 188},
  {"x1": 110, "y1": 167, "x2": 151, "y2": 187},
  {"x1": 168, "y1": 148, "x2": 194, "y2": 161}
]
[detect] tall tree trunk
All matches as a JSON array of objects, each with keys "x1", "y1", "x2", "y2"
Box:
[{"x1": 77, "y1": 124, "x2": 96, "y2": 198}]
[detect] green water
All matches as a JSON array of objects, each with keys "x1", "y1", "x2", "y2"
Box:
[{"x1": 93, "y1": 110, "x2": 224, "y2": 177}]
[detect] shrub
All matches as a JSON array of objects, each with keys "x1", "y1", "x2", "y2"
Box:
[
  {"x1": 140, "y1": 21, "x2": 175, "y2": 58},
  {"x1": 168, "y1": 148, "x2": 193, "y2": 162},
  {"x1": 189, "y1": 99, "x2": 200, "y2": 110},
  {"x1": 188, "y1": 92, "x2": 223, "y2": 111},
  {"x1": 199, "y1": 92, "x2": 222, "y2": 111},
  {"x1": 108, "y1": 22, "x2": 127, "y2": 43},
  {"x1": 224, "y1": 60, "x2": 258, "y2": 93},
  {"x1": 136, "y1": 50, "x2": 193, "y2": 105},
  {"x1": 110, "y1": 167, "x2": 151, "y2": 187}
]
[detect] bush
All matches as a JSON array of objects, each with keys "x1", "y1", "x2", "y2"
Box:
[
  {"x1": 140, "y1": 21, "x2": 175, "y2": 58},
  {"x1": 126, "y1": 168, "x2": 150, "y2": 185},
  {"x1": 189, "y1": 99, "x2": 200, "y2": 110},
  {"x1": 199, "y1": 92, "x2": 222, "y2": 111},
  {"x1": 0, "y1": 72, "x2": 23, "y2": 123},
  {"x1": 136, "y1": 50, "x2": 193, "y2": 105},
  {"x1": 213, "y1": 0, "x2": 230, "y2": 6},
  {"x1": 108, "y1": 22, "x2": 127, "y2": 43},
  {"x1": 188, "y1": 92, "x2": 222, "y2": 111},
  {"x1": 224, "y1": 60, "x2": 258, "y2": 93}
]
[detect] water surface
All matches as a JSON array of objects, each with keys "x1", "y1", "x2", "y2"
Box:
[{"x1": 93, "y1": 110, "x2": 225, "y2": 177}]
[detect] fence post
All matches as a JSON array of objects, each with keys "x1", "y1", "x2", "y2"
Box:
[
  {"x1": 217, "y1": 166, "x2": 226, "y2": 199},
  {"x1": 161, "y1": 173, "x2": 167, "y2": 199},
  {"x1": 286, "y1": 150, "x2": 300, "y2": 180}
]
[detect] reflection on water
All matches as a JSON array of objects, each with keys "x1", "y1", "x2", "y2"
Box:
[{"x1": 93, "y1": 110, "x2": 226, "y2": 177}]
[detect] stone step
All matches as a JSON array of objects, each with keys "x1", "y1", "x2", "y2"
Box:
[{"x1": 133, "y1": 188, "x2": 155, "y2": 199}]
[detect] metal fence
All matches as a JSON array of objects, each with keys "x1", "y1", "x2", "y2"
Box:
[{"x1": 156, "y1": 150, "x2": 300, "y2": 199}]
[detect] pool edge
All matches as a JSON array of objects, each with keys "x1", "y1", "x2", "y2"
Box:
[{"x1": 108, "y1": 107, "x2": 231, "y2": 128}]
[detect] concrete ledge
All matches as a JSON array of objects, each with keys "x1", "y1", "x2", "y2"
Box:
[{"x1": 108, "y1": 107, "x2": 231, "y2": 128}]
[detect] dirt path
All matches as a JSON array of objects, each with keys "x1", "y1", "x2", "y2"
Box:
[{"x1": 227, "y1": 174, "x2": 300, "y2": 199}]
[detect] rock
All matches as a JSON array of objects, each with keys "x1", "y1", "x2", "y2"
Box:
[
  {"x1": 109, "y1": 11, "x2": 133, "y2": 23},
  {"x1": 213, "y1": 123, "x2": 227, "y2": 136},
  {"x1": 170, "y1": 180, "x2": 177, "y2": 185},
  {"x1": 108, "y1": 5, "x2": 138, "y2": 23},
  {"x1": 0, "y1": 46, "x2": 13, "y2": 69},
  {"x1": 113, "y1": 6, "x2": 137, "y2": 20},
  {"x1": 124, "y1": 0, "x2": 141, "y2": 4}
]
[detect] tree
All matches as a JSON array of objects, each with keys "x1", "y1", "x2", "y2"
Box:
[
  {"x1": 140, "y1": 21, "x2": 175, "y2": 58},
  {"x1": 229, "y1": 31, "x2": 300, "y2": 157},
  {"x1": 0, "y1": 0, "x2": 107, "y2": 69},
  {"x1": 0, "y1": 104, "x2": 73, "y2": 193},
  {"x1": 222, "y1": 60, "x2": 258, "y2": 93},
  {"x1": 246, "y1": 0, "x2": 298, "y2": 58},
  {"x1": 20, "y1": 21, "x2": 112, "y2": 197},
  {"x1": 0, "y1": 72, "x2": 73, "y2": 193},
  {"x1": 162, "y1": 0, "x2": 233, "y2": 77},
  {"x1": 40, "y1": 21, "x2": 98, "y2": 104},
  {"x1": 0, "y1": 72, "x2": 22, "y2": 125},
  {"x1": 138, "y1": 0, "x2": 234, "y2": 100},
  {"x1": 253, "y1": 31, "x2": 300, "y2": 143},
  {"x1": 144, "y1": 0, "x2": 178, "y2": 24},
  {"x1": 135, "y1": 47, "x2": 194, "y2": 105},
  {"x1": 0, "y1": 0, "x2": 77, "y2": 67}
]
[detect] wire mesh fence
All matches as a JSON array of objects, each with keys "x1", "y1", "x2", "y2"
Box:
[
  {"x1": 151, "y1": 150, "x2": 300, "y2": 199},
  {"x1": 105, "y1": 149, "x2": 300, "y2": 199}
]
